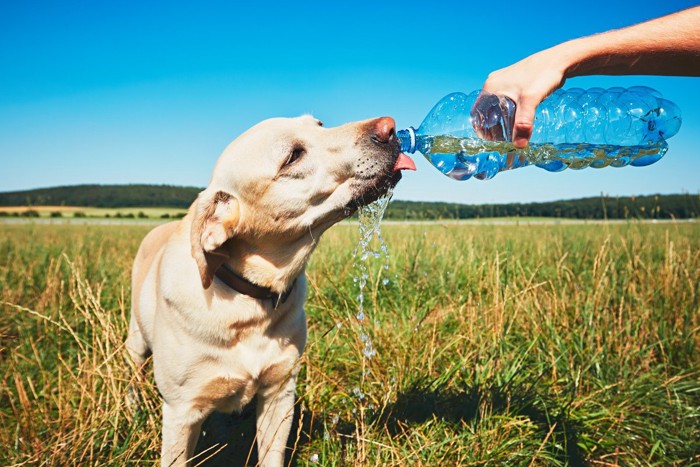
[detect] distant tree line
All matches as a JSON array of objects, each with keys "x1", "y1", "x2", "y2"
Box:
[
  {"x1": 0, "y1": 184, "x2": 202, "y2": 208},
  {"x1": 383, "y1": 194, "x2": 700, "y2": 220},
  {"x1": 0, "y1": 210, "x2": 188, "y2": 219},
  {"x1": 0, "y1": 185, "x2": 698, "y2": 220}
]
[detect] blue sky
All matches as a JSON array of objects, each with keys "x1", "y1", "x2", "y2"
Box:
[{"x1": 1, "y1": 0, "x2": 698, "y2": 204}]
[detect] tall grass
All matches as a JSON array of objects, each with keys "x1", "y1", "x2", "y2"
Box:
[{"x1": 1, "y1": 221, "x2": 698, "y2": 466}]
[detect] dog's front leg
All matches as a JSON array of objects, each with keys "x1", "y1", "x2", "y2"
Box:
[
  {"x1": 255, "y1": 376, "x2": 297, "y2": 467},
  {"x1": 161, "y1": 402, "x2": 203, "y2": 467}
]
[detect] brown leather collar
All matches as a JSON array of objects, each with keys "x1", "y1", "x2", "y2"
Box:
[{"x1": 214, "y1": 263, "x2": 296, "y2": 309}]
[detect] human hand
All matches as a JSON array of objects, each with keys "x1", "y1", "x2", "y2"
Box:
[{"x1": 474, "y1": 47, "x2": 569, "y2": 148}]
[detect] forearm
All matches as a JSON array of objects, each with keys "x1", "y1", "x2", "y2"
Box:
[
  {"x1": 560, "y1": 6, "x2": 700, "y2": 77},
  {"x1": 477, "y1": 6, "x2": 700, "y2": 147}
]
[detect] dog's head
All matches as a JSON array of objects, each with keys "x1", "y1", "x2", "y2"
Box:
[{"x1": 190, "y1": 115, "x2": 415, "y2": 290}]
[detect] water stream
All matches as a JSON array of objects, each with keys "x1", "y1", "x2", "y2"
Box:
[{"x1": 350, "y1": 187, "x2": 393, "y2": 403}]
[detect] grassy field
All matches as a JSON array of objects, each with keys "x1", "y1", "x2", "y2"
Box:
[{"x1": 1, "y1": 220, "x2": 698, "y2": 466}]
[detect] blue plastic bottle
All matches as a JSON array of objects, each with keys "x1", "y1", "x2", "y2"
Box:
[{"x1": 397, "y1": 87, "x2": 682, "y2": 181}]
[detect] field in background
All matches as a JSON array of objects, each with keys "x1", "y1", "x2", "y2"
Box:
[
  {"x1": 0, "y1": 206, "x2": 187, "y2": 219},
  {"x1": 2, "y1": 185, "x2": 698, "y2": 220},
  {"x1": 1, "y1": 221, "x2": 698, "y2": 465}
]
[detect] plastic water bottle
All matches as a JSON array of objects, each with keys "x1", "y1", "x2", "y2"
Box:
[{"x1": 397, "y1": 87, "x2": 682, "y2": 181}]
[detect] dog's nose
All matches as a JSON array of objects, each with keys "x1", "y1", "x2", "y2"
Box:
[{"x1": 371, "y1": 117, "x2": 396, "y2": 144}]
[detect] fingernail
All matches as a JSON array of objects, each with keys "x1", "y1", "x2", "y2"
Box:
[{"x1": 514, "y1": 137, "x2": 528, "y2": 149}]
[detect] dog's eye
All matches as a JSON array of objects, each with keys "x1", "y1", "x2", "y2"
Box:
[{"x1": 284, "y1": 146, "x2": 305, "y2": 167}]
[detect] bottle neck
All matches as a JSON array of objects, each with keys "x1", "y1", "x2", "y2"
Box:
[{"x1": 397, "y1": 128, "x2": 417, "y2": 153}]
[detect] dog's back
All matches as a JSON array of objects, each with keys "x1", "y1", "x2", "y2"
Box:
[{"x1": 127, "y1": 221, "x2": 181, "y2": 369}]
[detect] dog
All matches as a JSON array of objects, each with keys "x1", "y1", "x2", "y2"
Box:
[{"x1": 126, "y1": 115, "x2": 415, "y2": 466}]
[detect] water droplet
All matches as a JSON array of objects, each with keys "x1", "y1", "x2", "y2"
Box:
[{"x1": 352, "y1": 387, "x2": 365, "y2": 399}]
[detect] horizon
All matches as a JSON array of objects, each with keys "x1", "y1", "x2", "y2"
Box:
[
  {"x1": 2, "y1": 0, "x2": 699, "y2": 204},
  {"x1": 1, "y1": 183, "x2": 696, "y2": 208}
]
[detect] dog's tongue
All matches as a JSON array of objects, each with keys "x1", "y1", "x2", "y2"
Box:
[{"x1": 393, "y1": 153, "x2": 416, "y2": 172}]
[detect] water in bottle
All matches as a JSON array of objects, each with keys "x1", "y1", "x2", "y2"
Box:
[{"x1": 397, "y1": 87, "x2": 682, "y2": 181}]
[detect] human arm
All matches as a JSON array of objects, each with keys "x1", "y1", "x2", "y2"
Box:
[{"x1": 478, "y1": 6, "x2": 700, "y2": 148}]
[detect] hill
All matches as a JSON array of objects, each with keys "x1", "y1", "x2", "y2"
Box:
[
  {"x1": 0, "y1": 184, "x2": 698, "y2": 220},
  {"x1": 384, "y1": 194, "x2": 700, "y2": 220},
  {"x1": 0, "y1": 184, "x2": 202, "y2": 209}
]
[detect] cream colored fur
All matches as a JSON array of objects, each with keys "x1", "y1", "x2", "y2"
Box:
[{"x1": 126, "y1": 115, "x2": 402, "y2": 466}]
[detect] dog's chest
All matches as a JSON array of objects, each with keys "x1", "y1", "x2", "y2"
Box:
[{"x1": 190, "y1": 330, "x2": 299, "y2": 414}]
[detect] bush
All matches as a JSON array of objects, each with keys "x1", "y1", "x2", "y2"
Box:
[
  {"x1": 73, "y1": 212, "x2": 86, "y2": 218},
  {"x1": 0, "y1": 211, "x2": 8, "y2": 217},
  {"x1": 50, "y1": 212, "x2": 63, "y2": 218},
  {"x1": 137, "y1": 211, "x2": 148, "y2": 219},
  {"x1": 21, "y1": 210, "x2": 39, "y2": 218},
  {"x1": 161, "y1": 213, "x2": 170, "y2": 219}
]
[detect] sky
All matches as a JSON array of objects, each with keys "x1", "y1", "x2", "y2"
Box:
[{"x1": 1, "y1": 0, "x2": 699, "y2": 204}]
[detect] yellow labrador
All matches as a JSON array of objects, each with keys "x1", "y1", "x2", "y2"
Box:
[{"x1": 126, "y1": 115, "x2": 415, "y2": 466}]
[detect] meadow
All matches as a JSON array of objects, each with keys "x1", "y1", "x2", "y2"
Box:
[{"x1": 1, "y1": 220, "x2": 698, "y2": 466}]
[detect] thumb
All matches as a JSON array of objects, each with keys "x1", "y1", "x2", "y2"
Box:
[{"x1": 512, "y1": 95, "x2": 539, "y2": 149}]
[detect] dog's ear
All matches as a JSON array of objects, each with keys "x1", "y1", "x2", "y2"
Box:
[{"x1": 190, "y1": 190, "x2": 241, "y2": 289}]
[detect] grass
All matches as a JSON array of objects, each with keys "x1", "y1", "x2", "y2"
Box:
[{"x1": 1, "y1": 220, "x2": 698, "y2": 466}]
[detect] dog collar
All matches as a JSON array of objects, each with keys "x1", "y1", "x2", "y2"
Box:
[{"x1": 214, "y1": 264, "x2": 296, "y2": 309}]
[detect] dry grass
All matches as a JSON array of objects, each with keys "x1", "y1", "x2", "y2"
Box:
[{"x1": 1, "y1": 221, "x2": 698, "y2": 466}]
